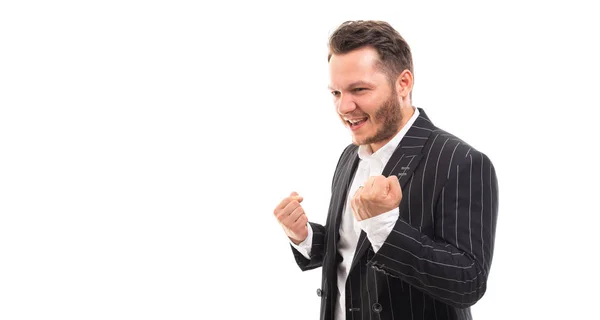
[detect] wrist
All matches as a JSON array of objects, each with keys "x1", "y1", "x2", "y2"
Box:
[{"x1": 290, "y1": 236, "x2": 306, "y2": 245}]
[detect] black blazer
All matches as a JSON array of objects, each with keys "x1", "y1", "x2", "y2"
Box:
[{"x1": 291, "y1": 108, "x2": 499, "y2": 320}]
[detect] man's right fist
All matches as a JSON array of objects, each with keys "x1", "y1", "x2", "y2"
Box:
[{"x1": 274, "y1": 191, "x2": 309, "y2": 245}]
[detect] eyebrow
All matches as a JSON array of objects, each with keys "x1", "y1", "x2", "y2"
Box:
[{"x1": 328, "y1": 80, "x2": 376, "y2": 91}]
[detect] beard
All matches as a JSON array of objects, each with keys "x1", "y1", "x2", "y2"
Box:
[
  {"x1": 348, "y1": 90, "x2": 403, "y2": 146},
  {"x1": 363, "y1": 92, "x2": 402, "y2": 145}
]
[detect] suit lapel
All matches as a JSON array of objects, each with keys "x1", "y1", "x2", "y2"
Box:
[
  {"x1": 332, "y1": 152, "x2": 360, "y2": 242},
  {"x1": 349, "y1": 108, "x2": 436, "y2": 273},
  {"x1": 325, "y1": 146, "x2": 359, "y2": 279}
]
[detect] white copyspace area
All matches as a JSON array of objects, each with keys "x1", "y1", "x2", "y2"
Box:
[{"x1": 1, "y1": 1, "x2": 598, "y2": 319}]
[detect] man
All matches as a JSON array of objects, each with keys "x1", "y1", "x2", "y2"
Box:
[{"x1": 274, "y1": 20, "x2": 499, "y2": 320}]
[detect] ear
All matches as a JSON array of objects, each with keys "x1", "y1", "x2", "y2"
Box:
[{"x1": 395, "y1": 69, "x2": 413, "y2": 101}]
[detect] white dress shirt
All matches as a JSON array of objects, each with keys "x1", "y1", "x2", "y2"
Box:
[{"x1": 291, "y1": 107, "x2": 420, "y2": 320}]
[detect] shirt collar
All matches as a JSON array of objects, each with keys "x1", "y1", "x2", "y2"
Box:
[{"x1": 357, "y1": 107, "x2": 420, "y2": 164}]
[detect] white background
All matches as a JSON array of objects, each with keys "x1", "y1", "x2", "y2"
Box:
[{"x1": 1, "y1": 1, "x2": 599, "y2": 319}]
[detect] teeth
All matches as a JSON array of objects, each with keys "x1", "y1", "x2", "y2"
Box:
[{"x1": 348, "y1": 119, "x2": 365, "y2": 124}]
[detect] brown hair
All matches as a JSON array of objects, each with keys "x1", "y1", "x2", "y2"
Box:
[{"x1": 327, "y1": 20, "x2": 413, "y2": 84}]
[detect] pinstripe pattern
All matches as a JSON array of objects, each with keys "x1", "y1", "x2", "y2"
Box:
[{"x1": 292, "y1": 108, "x2": 498, "y2": 320}]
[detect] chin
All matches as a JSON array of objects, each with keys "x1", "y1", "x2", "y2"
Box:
[{"x1": 350, "y1": 135, "x2": 369, "y2": 146}]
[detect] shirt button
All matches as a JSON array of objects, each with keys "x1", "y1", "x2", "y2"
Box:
[
  {"x1": 372, "y1": 303, "x2": 382, "y2": 313},
  {"x1": 316, "y1": 288, "x2": 322, "y2": 297}
]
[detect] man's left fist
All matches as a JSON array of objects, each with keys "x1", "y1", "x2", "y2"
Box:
[{"x1": 351, "y1": 175, "x2": 403, "y2": 221}]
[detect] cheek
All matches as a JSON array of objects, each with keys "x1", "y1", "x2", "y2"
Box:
[{"x1": 357, "y1": 97, "x2": 380, "y2": 115}]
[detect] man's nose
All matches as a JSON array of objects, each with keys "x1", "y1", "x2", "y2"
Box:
[{"x1": 337, "y1": 94, "x2": 356, "y2": 115}]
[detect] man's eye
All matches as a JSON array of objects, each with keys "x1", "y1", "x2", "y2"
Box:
[
  {"x1": 353, "y1": 88, "x2": 366, "y2": 93},
  {"x1": 331, "y1": 91, "x2": 341, "y2": 97}
]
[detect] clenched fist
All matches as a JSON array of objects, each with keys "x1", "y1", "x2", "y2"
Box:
[
  {"x1": 351, "y1": 175, "x2": 403, "y2": 221},
  {"x1": 274, "y1": 192, "x2": 309, "y2": 245}
]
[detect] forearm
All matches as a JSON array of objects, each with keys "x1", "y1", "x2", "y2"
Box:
[
  {"x1": 291, "y1": 222, "x2": 326, "y2": 271},
  {"x1": 368, "y1": 219, "x2": 487, "y2": 308},
  {"x1": 356, "y1": 208, "x2": 486, "y2": 307}
]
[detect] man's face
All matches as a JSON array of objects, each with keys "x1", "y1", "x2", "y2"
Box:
[{"x1": 328, "y1": 47, "x2": 403, "y2": 150}]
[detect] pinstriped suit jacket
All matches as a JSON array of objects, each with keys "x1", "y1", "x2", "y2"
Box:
[{"x1": 291, "y1": 108, "x2": 499, "y2": 320}]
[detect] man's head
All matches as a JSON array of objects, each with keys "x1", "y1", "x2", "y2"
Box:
[{"x1": 327, "y1": 20, "x2": 415, "y2": 152}]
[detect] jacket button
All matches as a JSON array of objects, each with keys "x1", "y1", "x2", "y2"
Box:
[
  {"x1": 372, "y1": 303, "x2": 382, "y2": 313},
  {"x1": 316, "y1": 288, "x2": 322, "y2": 297}
]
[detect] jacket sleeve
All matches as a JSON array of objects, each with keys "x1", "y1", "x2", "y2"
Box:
[
  {"x1": 368, "y1": 150, "x2": 499, "y2": 308},
  {"x1": 291, "y1": 222, "x2": 326, "y2": 270}
]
